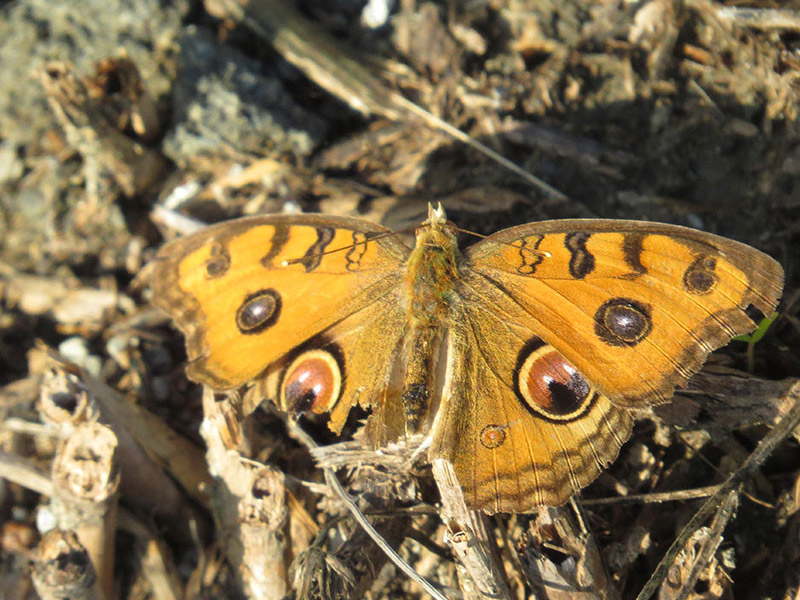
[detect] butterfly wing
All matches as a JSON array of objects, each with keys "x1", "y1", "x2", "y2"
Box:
[
  {"x1": 152, "y1": 214, "x2": 410, "y2": 432},
  {"x1": 463, "y1": 219, "x2": 783, "y2": 407},
  {"x1": 430, "y1": 219, "x2": 782, "y2": 512},
  {"x1": 430, "y1": 285, "x2": 634, "y2": 512}
]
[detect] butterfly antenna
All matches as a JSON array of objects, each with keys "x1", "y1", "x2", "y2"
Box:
[
  {"x1": 280, "y1": 230, "x2": 400, "y2": 267},
  {"x1": 452, "y1": 225, "x2": 551, "y2": 260}
]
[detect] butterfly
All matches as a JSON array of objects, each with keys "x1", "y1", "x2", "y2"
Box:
[{"x1": 151, "y1": 204, "x2": 783, "y2": 513}]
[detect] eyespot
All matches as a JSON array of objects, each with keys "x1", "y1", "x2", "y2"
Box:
[
  {"x1": 594, "y1": 297, "x2": 652, "y2": 347},
  {"x1": 236, "y1": 289, "x2": 281, "y2": 334},
  {"x1": 514, "y1": 338, "x2": 596, "y2": 421},
  {"x1": 479, "y1": 424, "x2": 507, "y2": 449},
  {"x1": 281, "y1": 349, "x2": 343, "y2": 416},
  {"x1": 205, "y1": 243, "x2": 230, "y2": 278},
  {"x1": 683, "y1": 255, "x2": 718, "y2": 295}
]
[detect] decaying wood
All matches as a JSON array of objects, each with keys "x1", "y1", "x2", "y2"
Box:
[
  {"x1": 50, "y1": 421, "x2": 119, "y2": 599},
  {"x1": 636, "y1": 382, "x2": 800, "y2": 600},
  {"x1": 203, "y1": 0, "x2": 567, "y2": 199},
  {"x1": 38, "y1": 366, "x2": 211, "y2": 531},
  {"x1": 431, "y1": 459, "x2": 511, "y2": 600},
  {"x1": 77, "y1": 370, "x2": 212, "y2": 509},
  {"x1": 662, "y1": 370, "x2": 799, "y2": 434},
  {"x1": 31, "y1": 529, "x2": 101, "y2": 600},
  {"x1": 238, "y1": 467, "x2": 290, "y2": 599}
]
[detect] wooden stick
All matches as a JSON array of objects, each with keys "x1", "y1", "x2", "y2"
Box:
[
  {"x1": 51, "y1": 422, "x2": 120, "y2": 599},
  {"x1": 238, "y1": 467, "x2": 291, "y2": 599},
  {"x1": 431, "y1": 458, "x2": 512, "y2": 600},
  {"x1": 200, "y1": 388, "x2": 291, "y2": 598},
  {"x1": 38, "y1": 365, "x2": 211, "y2": 544}
]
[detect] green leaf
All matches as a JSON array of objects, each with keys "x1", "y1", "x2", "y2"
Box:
[{"x1": 733, "y1": 311, "x2": 779, "y2": 344}]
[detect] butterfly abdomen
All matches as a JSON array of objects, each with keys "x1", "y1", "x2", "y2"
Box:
[{"x1": 399, "y1": 220, "x2": 462, "y2": 435}]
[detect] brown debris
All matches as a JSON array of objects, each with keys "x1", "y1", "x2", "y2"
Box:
[
  {"x1": 40, "y1": 61, "x2": 167, "y2": 199},
  {"x1": 31, "y1": 529, "x2": 101, "y2": 600}
]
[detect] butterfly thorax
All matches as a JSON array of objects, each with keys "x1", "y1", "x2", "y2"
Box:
[{"x1": 400, "y1": 219, "x2": 461, "y2": 435}]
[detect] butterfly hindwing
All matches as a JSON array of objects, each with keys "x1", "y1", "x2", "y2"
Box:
[{"x1": 430, "y1": 274, "x2": 634, "y2": 512}]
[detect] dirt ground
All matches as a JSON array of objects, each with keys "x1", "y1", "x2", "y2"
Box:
[{"x1": 2, "y1": 0, "x2": 800, "y2": 599}]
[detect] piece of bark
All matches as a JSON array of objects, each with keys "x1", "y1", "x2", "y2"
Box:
[
  {"x1": 659, "y1": 370, "x2": 798, "y2": 434},
  {"x1": 238, "y1": 467, "x2": 291, "y2": 599},
  {"x1": 50, "y1": 421, "x2": 120, "y2": 599},
  {"x1": 431, "y1": 458, "x2": 512, "y2": 600},
  {"x1": 31, "y1": 529, "x2": 101, "y2": 600}
]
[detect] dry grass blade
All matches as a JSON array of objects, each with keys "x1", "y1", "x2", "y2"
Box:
[
  {"x1": 205, "y1": 0, "x2": 566, "y2": 200},
  {"x1": 636, "y1": 382, "x2": 800, "y2": 600},
  {"x1": 285, "y1": 418, "x2": 451, "y2": 600}
]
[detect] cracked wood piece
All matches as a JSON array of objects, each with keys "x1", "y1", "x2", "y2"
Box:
[
  {"x1": 201, "y1": 388, "x2": 291, "y2": 598},
  {"x1": 432, "y1": 458, "x2": 512, "y2": 600},
  {"x1": 38, "y1": 366, "x2": 211, "y2": 538},
  {"x1": 51, "y1": 422, "x2": 119, "y2": 600}
]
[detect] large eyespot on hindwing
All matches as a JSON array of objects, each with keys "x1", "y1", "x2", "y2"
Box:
[
  {"x1": 280, "y1": 347, "x2": 344, "y2": 417},
  {"x1": 513, "y1": 338, "x2": 597, "y2": 422},
  {"x1": 236, "y1": 289, "x2": 282, "y2": 334},
  {"x1": 594, "y1": 297, "x2": 652, "y2": 347}
]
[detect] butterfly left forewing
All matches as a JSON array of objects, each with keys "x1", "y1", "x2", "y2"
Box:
[{"x1": 152, "y1": 214, "x2": 409, "y2": 390}]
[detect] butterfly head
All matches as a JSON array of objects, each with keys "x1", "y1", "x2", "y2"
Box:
[
  {"x1": 425, "y1": 202, "x2": 447, "y2": 228},
  {"x1": 416, "y1": 202, "x2": 458, "y2": 250}
]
